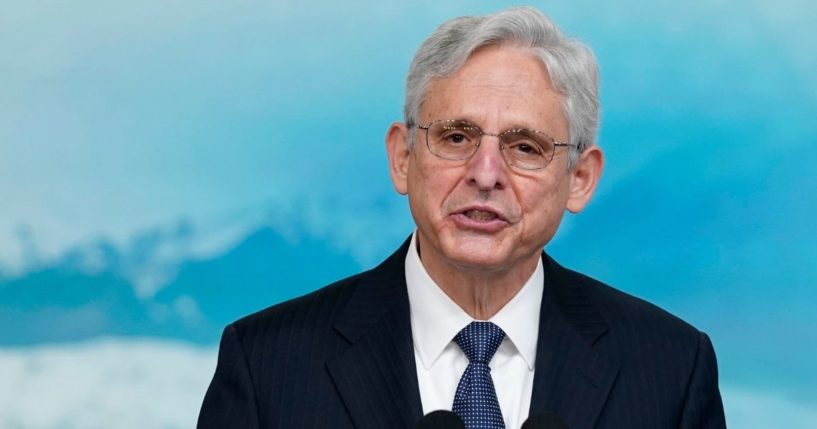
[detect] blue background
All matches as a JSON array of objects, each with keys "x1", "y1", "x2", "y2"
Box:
[{"x1": 1, "y1": 1, "x2": 815, "y2": 427}]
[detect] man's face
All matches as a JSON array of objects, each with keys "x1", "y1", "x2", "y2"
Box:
[{"x1": 388, "y1": 45, "x2": 600, "y2": 276}]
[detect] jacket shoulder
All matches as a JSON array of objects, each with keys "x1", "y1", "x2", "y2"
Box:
[
  {"x1": 544, "y1": 258, "x2": 725, "y2": 426},
  {"x1": 202, "y1": 268, "x2": 379, "y2": 428},
  {"x1": 547, "y1": 256, "x2": 703, "y2": 346},
  {"x1": 228, "y1": 269, "x2": 369, "y2": 342}
]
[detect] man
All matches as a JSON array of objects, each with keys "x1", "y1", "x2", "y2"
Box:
[{"x1": 198, "y1": 7, "x2": 725, "y2": 429}]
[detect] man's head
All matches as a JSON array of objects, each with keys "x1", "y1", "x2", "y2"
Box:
[
  {"x1": 386, "y1": 7, "x2": 603, "y2": 279},
  {"x1": 404, "y1": 6, "x2": 600, "y2": 168}
]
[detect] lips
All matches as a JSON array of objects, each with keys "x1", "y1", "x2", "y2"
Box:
[
  {"x1": 463, "y1": 209, "x2": 499, "y2": 221},
  {"x1": 455, "y1": 205, "x2": 507, "y2": 223},
  {"x1": 451, "y1": 206, "x2": 508, "y2": 233}
]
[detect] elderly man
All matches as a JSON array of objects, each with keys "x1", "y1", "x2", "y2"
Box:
[{"x1": 198, "y1": 7, "x2": 726, "y2": 429}]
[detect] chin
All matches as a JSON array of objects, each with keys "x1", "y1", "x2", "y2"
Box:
[{"x1": 440, "y1": 237, "x2": 514, "y2": 271}]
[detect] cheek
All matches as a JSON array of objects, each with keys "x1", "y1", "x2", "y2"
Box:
[
  {"x1": 518, "y1": 178, "x2": 570, "y2": 232},
  {"x1": 407, "y1": 163, "x2": 444, "y2": 230},
  {"x1": 409, "y1": 158, "x2": 460, "y2": 215}
]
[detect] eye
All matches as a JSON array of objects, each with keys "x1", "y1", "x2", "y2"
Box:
[
  {"x1": 438, "y1": 124, "x2": 477, "y2": 145},
  {"x1": 507, "y1": 140, "x2": 545, "y2": 157},
  {"x1": 514, "y1": 143, "x2": 540, "y2": 154},
  {"x1": 445, "y1": 132, "x2": 468, "y2": 144}
]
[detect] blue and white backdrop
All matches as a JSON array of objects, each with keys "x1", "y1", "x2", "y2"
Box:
[{"x1": 1, "y1": 1, "x2": 815, "y2": 427}]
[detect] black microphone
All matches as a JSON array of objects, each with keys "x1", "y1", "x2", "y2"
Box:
[
  {"x1": 416, "y1": 410, "x2": 465, "y2": 429},
  {"x1": 521, "y1": 412, "x2": 570, "y2": 429}
]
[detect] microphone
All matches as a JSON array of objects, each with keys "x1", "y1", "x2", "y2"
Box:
[
  {"x1": 416, "y1": 410, "x2": 465, "y2": 429},
  {"x1": 521, "y1": 412, "x2": 570, "y2": 429}
]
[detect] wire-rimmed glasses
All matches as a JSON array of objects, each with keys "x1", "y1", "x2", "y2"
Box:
[{"x1": 415, "y1": 119, "x2": 575, "y2": 170}]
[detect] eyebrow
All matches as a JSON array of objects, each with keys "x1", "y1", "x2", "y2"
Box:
[{"x1": 447, "y1": 117, "x2": 545, "y2": 133}]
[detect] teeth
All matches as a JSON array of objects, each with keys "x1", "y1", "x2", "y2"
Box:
[{"x1": 465, "y1": 210, "x2": 498, "y2": 221}]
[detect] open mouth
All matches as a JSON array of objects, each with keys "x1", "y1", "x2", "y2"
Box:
[{"x1": 463, "y1": 209, "x2": 500, "y2": 221}]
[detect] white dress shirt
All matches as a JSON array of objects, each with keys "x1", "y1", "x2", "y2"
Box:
[{"x1": 405, "y1": 232, "x2": 544, "y2": 429}]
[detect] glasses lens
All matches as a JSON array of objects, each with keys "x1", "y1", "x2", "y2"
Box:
[
  {"x1": 427, "y1": 120, "x2": 481, "y2": 160},
  {"x1": 501, "y1": 129, "x2": 555, "y2": 170}
]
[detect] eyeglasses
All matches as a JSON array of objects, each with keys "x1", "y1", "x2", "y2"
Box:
[{"x1": 414, "y1": 119, "x2": 575, "y2": 170}]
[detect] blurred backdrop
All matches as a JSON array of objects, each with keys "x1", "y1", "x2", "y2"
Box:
[{"x1": 1, "y1": 0, "x2": 815, "y2": 427}]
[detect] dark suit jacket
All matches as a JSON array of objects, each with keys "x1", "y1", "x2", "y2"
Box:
[{"x1": 198, "y1": 238, "x2": 726, "y2": 429}]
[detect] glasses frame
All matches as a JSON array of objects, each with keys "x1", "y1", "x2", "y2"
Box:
[{"x1": 414, "y1": 119, "x2": 576, "y2": 171}]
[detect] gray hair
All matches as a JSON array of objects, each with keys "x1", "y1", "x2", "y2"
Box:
[{"x1": 404, "y1": 7, "x2": 600, "y2": 168}]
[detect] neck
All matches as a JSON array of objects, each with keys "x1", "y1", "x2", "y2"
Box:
[{"x1": 417, "y1": 237, "x2": 539, "y2": 320}]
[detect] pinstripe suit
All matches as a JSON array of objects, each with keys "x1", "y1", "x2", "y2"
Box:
[{"x1": 198, "y1": 238, "x2": 726, "y2": 428}]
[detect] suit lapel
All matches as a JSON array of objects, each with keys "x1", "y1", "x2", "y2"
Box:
[
  {"x1": 326, "y1": 239, "x2": 423, "y2": 429},
  {"x1": 529, "y1": 254, "x2": 620, "y2": 429},
  {"x1": 325, "y1": 242, "x2": 619, "y2": 429}
]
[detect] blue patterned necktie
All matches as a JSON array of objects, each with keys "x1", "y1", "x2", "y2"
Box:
[{"x1": 452, "y1": 321, "x2": 506, "y2": 429}]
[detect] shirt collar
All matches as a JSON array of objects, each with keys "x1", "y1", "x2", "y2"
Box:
[{"x1": 405, "y1": 231, "x2": 543, "y2": 371}]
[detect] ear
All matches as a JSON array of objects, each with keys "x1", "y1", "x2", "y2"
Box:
[
  {"x1": 386, "y1": 122, "x2": 411, "y2": 195},
  {"x1": 566, "y1": 144, "x2": 604, "y2": 213}
]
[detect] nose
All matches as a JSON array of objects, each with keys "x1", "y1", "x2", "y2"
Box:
[{"x1": 465, "y1": 135, "x2": 509, "y2": 191}]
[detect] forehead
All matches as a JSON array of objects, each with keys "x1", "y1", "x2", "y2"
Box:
[{"x1": 420, "y1": 45, "x2": 568, "y2": 138}]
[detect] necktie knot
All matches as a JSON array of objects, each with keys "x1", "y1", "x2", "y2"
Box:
[{"x1": 454, "y1": 321, "x2": 505, "y2": 364}]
